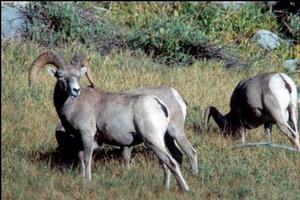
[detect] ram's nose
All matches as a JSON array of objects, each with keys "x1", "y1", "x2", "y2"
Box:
[
  {"x1": 70, "y1": 87, "x2": 81, "y2": 99},
  {"x1": 73, "y1": 88, "x2": 80, "y2": 94}
]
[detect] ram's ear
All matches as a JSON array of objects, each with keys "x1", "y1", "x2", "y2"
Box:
[
  {"x1": 80, "y1": 67, "x2": 87, "y2": 77},
  {"x1": 47, "y1": 67, "x2": 57, "y2": 77}
]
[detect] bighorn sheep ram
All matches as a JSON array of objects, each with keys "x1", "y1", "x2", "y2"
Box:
[
  {"x1": 55, "y1": 54, "x2": 197, "y2": 173},
  {"x1": 56, "y1": 85, "x2": 198, "y2": 174},
  {"x1": 29, "y1": 52, "x2": 190, "y2": 191},
  {"x1": 204, "y1": 72, "x2": 299, "y2": 150}
]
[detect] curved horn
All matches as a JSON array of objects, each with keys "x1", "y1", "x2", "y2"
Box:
[
  {"x1": 204, "y1": 106, "x2": 227, "y2": 132},
  {"x1": 28, "y1": 52, "x2": 67, "y2": 86},
  {"x1": 70, "y1": 53, "x2": 95, "y2": 88}
]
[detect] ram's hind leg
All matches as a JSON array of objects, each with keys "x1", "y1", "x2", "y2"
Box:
[
  {"x1": 145, "y1": 139, "x2": 189, "y2": 191},
  {"x1": 161, "y1": 161, "x2": 171, "y2": 190},
  {"x1": 135, "y1": 95, "x2": 189, "y2": 191}
]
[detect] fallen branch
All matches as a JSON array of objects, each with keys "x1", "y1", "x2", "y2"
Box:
[{"x1": 233, "y1": 142, "x2": 300, "y2": 152}]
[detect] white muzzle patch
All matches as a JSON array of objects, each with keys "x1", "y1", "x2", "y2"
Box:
[{"x1": 69, "y1": 80, "x2": 81, "y2": 99}]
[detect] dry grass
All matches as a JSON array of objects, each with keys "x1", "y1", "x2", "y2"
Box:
[{"x1": 2, "y1": 40, "x2": 300, "y2": 200}]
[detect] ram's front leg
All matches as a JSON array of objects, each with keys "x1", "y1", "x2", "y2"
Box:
[
  {"x1": 78, "y1": 150, "x2": 85, "y2": 177},
  {"x1": 121, "y1": 146, "x2": 132, "y2": 168},
  {"x1": 81, "y1": 131, "x2": 96, "y2": 181}
]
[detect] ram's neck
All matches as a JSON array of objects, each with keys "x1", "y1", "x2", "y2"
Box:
[{"x1": 53, "y1": 82, "x2": 69, "y2": 116}]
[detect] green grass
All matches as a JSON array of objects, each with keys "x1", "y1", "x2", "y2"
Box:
[{"x1": 2, "y1": 39, "x2": 300, "y2": 200}]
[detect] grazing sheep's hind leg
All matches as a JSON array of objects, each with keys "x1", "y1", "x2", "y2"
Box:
[
  {"x1": 287, "y1": 103, "x2": 299, "y2": 149},
  {"x1": 276, "y1": 120, "x2": 300, "y2": 150},
  {"x1": 266, "y1": 106, "x2": 299, "y2": 150},
  {"x1": 267, "y1": 75, "x2": 300, "y2": 150},
  {"x1": 167, "y1": 125, "x2": 198, "y2": 175}
]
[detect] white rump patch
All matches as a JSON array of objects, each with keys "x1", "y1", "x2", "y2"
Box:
[
  {"x1": 171, "y1": 87, "x2": 187, "y2": 119},
  {"x1": 268, "y1": 73, "x2": 296, "y2": 113},
  {"x1": 278, "y1": 73, "x2": 297, "y2": 106}
]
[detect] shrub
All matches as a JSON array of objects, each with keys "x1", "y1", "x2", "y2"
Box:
[
  {"x1": 21, "y1": 2, "x2": 294, "y2": 67},
  {"x1": 106, "y1": 2, "x2": 279, "y2": 65},
  {"x1": 21, "y1": 2, "x2": 124, "y2": 54}
]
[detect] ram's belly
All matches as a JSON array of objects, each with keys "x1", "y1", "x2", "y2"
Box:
[
  {"x1": 96, "y1": 130, "x2": 142, "y2": 146},
  {"x1": 95, "y1": 117, "x2": 142, "y2": 146}
]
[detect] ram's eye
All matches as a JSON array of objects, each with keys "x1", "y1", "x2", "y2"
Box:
[{"x1": 56, "y1": 72, "x2": 64, "y2": 79}]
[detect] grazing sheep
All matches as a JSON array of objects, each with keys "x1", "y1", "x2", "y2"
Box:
[
  {"x1": 29, "y1": 52, "x2": 190, "y2": 191},
  {"x1": 204, "y1": 72, "x2": 299, "y2": 150}
]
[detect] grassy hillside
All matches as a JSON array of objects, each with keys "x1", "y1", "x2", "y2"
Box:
[{"x1": 2, "y1": 2, "x2": 300, "y2": 200}]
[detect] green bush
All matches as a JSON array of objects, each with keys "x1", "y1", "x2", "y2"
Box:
[
  {"x1": 106, "y1": 2, "x2": 279, "y2": 65},
  {"x1": 21, "y1": 2, "x2": 294, "y2": 66},
  {"x1": 22, "y1": 2, "x2": 123, "y2": 53}
]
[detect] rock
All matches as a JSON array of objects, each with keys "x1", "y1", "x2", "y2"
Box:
[
  {"x1": 267, "y1": 1, "x2": 278, "y2": 7},
  {"x1": 282, "y1": 59, "x2": 299, "y2": 72},
  {"x1": 251, "y1": 29, "x2": 280, "y2": 50},
  {"x1": 1, "y1": 3, "x2": 27, "y2": 39},
  {"x1": 2, "y1": 1, "x2": 29, "y2": 7},
  {"x1": 215, "y1": 1, "x2": 250, "y2": 9},
  {"x1": 94, "y1": 6, "x2": 108, "y2": 14}
]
